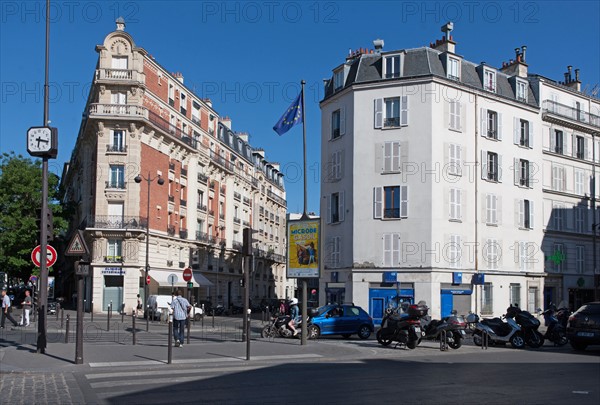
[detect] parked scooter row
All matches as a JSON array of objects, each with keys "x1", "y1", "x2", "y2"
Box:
[
  {"x1": 419, "y1": 310, "x2": 468, "y2": 349},
  {"x1": 376, "y1": 302, "x2": 429, "y2": 349},
  {"x1": 542, "y1": 302, "x2": 570, "y2": 346}
]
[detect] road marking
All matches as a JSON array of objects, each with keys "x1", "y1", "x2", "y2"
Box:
[
  {"x1": 86, "y1": 364, "x2": 269, "y2": 380},
  {"x1": 572, "y1": 391, "x2": 589, "y2": 394}
]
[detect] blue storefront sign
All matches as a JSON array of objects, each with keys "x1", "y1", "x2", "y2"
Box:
[
  {"x1": 452, "y1": 272, "x2": 462, "y2": 285},
  {"x1": 472, "y1": 273, "x2": 485, "y2": 285},
  {"x1": 383, "y1": 272, "x2": 397, "y2": 283}
]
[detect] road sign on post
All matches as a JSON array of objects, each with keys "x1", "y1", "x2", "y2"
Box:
[
  {"x1": 183, "y1": 267, "x2": 192, "y2": 282},
  {"x1": 31, "y1": 245, "x2": 57, "y2": 268}
]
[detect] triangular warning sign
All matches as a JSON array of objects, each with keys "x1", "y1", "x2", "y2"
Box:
[{"x1": 65, "y1": 230, "x2": 90, "y2": 257}]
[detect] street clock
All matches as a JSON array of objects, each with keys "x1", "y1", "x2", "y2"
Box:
[{"x1": 27, "y1": 126, "x2": 58, "y2": 158}]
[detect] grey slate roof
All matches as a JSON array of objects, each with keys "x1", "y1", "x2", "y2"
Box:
[{"x1": 323, "y1": 46, "x2": 538, "y2": 108}]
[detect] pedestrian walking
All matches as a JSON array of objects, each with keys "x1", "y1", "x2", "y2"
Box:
[
  {"x1": 1, "y1": 288, "x2": 19, "y2": 329},
  {"x1": 136, "y1": 294, "x2": 143, "y2": 317},
  {"x1": 170, "y1": 289, "x2": 190, "y2": 347},
  {"x1": 19, "y1": 290, "x2": 32, "y2": 326}
]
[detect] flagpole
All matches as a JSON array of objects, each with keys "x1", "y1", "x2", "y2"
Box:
[{"x1": 300, "y1": 80, "x2": 308, "y2": 346}]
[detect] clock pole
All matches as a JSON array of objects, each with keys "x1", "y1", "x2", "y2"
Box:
[{"x1": 37, "y1": 0, "x2": 51, "y2": 354}]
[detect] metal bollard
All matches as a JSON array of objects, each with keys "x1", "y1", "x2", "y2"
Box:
[
  {"x1": 146, "y1": 305, "x2": 150, "y2": 332},
  {"x1": 212, "y1": 310, "x2": 215, "y2": 328},
  {"x1": 60, "y1": 307, "x2": 64, "y2": 329},
  {"x1": 132, "y1": 312, "x2": 136, "y2": 345},
  {"x1": 187, "y1": 316, "x2": 191, "y2": 345},
  {"x1": 167, "y1": 315, "x2": 173, "y2": 364},
  {"x1": 482, "y1": 330, "x2": 489, "y2": 350},
  {"x1": 107, "y1": 304, "x2": 111, "y2": 332},
  {"x1": 56, "y1": 303, "x2": 60, "y2": 320},
  {"x1": 91, "y1": 301, "x2": 94, "y2": 322},
  {"x1": 65, "y1": 314, "x2": 70, "y2": 343},
  {"x1": 439, "y1": 330, "x2": 448, "y2": 351},
  {"x1": 201, "y1": 304, "x2": 204, "y2": 328},
  {"x1": 121, "y1": 303, "x2": 125, "y2": 322}
]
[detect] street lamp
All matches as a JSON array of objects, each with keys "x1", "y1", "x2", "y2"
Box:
[{"x1": 134, "y1": 172, "x2": 164, "y2": 317}]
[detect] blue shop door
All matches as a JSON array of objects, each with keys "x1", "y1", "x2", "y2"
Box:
[
  {"x1": 441, "y1": 291, "x2": 453, "y2": 318},
  {"x1": 371, "y1": 298, "x2": 384, "y2": 324}
]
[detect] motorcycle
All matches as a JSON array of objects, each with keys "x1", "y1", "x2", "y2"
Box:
[
  {"x1": 542, "y1": 304, "x2": 569, "y2": 346},
  {"x1": 506, "y1": 306, "x2": 544, "y2": 348},
  {"x1": 261, "y1": 315, "x2": 304, "y2": 338},
  {"x1": 420, "y1": 310, "x2": 467, "y2": 349},
  {"x1": 377, "y1": 303, "x2": 428, "y2": 349},
  {"x1": 472, "y1": 314, "x2": 525, "y2": 349}
]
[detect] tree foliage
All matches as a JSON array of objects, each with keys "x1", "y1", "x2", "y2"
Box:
[{"x1": 0, "y1": 152, "x2": 67, "y2": 280}]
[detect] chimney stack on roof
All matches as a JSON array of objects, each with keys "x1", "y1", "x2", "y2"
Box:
[
  {"x1": 116, "y1": 17, "x2": 125, "y2": 31},
  {"x1": 562, "y1": 66, "x2": 581, "y2": 91},
  {"x1": 373, "y1": 39, "x2": 384, "y2": 54},
  {"x1": 221, "y1": 116, "x2": 232, "y2": 129},
  {"x1": 500, "y1": 45, "x2": 528, "y2": 78},
  {"x1": 430, "y1": 22, "x2": 456, "y2": 54},
  {"x1": 173, "y1": 72, "x2": 184, "y2": 84}
]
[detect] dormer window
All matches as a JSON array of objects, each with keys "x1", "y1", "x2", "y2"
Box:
[
  {"x1": 516, "y1": 80, "x2": 527, "y2": 102},
  {"x1": 484, "y1": 68, "x2": 496, "y2": 92},
  {"x1": 333, "y1": 69, "x2": 344, "y2": 91},
  {"x1": 447, "y1": 57, "x2": 460, "y2": 81},
  {"x1": 384, "y1": 55, "x2": 400, "y2": 79}
]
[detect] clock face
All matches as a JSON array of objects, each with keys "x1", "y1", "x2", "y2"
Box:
[{"x1": 27, "y1": 127, "x2": 52, "y2": 153}]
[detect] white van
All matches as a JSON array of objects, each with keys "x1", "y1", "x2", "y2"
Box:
[{"x1": 146, "y1": 295, "x2": 204, "y2": 321}]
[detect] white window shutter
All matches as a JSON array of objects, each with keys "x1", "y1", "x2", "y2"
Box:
[
  {"x1": 456, "y1": 101, "x2": 462, "y2": 131},
  {"x1": 497, "y1": 113, "x2": 503, "y2": 140},
  {"x1": 393, "y1": 142, "x2": 401, "y2": 171},
  {"x1": 514, "y1": 158, "x2": 520, "y2": 186},
  {"x1": 339, "y1": 191, "x2": 345, "y2": 222},
  {"x1": 444, "y1": 143, "x2": 450, "y2": 173},
  {"x1": 498, "y1": 154, "x2": 503, "y2": 182},
  {"x1": 400, "y1": 95, "x2": 408, "y2": 126},
  {"x1": 529, "y1": 201, "x2": 534, "y2": 229},
  {"x1": 450, "y1": 101, "x2": 456, "y2": 130},
  {"x1": 481, "y1": 150, "x2": 487, "y2": 180},
  {"x1": 513, "y1": 117, "x2": 519, "y2": 145},
  {"x1": 392, "y1": 233, "x2": 400, "y2": 265},
  {"x1": 549, "y1": 127, "x2": 555, "y2": 151},
  {"x1": 528, "y1": 121, "x2": 534, "y2": 148},
  {"x1": 374, "y1": 187, "x2": 382, "y2": 219},
  {"x1": 383, "y1": 142, "x2": 392, "y2": 172},
  {"x1": 480, "y1": 108, "x2": 487, "y2": 137},
  {"x1": 457, "y1": 145, "x2": 463, "y2": 173},
  {"x1": 326, "y1": 195, "x2": 332, "y2": 224},
  {"x1": 460, "y1": 189, "x2": 465, "y2": 220},
  {"x1": 340, "y1": 150, "x2": 345, "y2": 179},
  {"x1": 400, "y1": 142, "x2": 409, "y2": 172},
  {"x1": 518, "y1": 199, "x2": 525, "y2": 228},
  {"x1": 563, "y1": 133, "x2": 569, "y2": 155},
  {"x1": 585, "y1": 137, "x2": 591, "y2": 160},
  {"x1": 339, "y1": 107, "x2": 346, "y2": 136},
  {"x1": 374, "y1": 99, "x2": 383, "y2": 129},
  {"x1": 515, "y1": 199, "x2": 521, "y2": 227},
  {"x1": 482, "y1": 194, "x2": 488, "y2": 223},
  {"x1": 497, "y1": 195, "x2": 502, "y2": 225},
  {"x1": 328, "y1": 153, "x2": 335, "y2": 181},
  {"x1": 400, "y1": 185, "x2": 409, "y2": 218},
  {"x1": 448, "y1": 189, "x2": 454, "y2": 219},
  {"x1": 375, "y1": 143, "x2": 383, "y2": 173},
  {"x1": 383, "y1": 234, "x2": 391, "y2": 266}
]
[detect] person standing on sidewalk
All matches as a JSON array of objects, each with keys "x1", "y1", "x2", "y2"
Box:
[
  {"x1": 1, "y1": 288, "x2": 19, "y2": 329},
  {"x1": 170, "y1": 289, "x2": 190, "y2": 347},
  {"x1": 19, "y1": 290, "x2": 32, "y2": 326}
]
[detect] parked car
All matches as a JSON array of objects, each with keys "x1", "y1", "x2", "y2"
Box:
[
  {"x1": 567, "y1": 302, "x2": 600, "y2": 351},
  {"x1": 307, "y1": 304, "x2": 374, "y2": 340}
]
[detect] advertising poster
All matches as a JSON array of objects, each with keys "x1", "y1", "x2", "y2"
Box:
[{"x1": 287, "y1": 219, "x2": 320, "y2": 278}]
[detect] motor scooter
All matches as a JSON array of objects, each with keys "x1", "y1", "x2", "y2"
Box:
[
  {"x1": 377, "y1": 304, "x2": 428, "y2": 349},
  {"x1": 420, "y1": 310, "x2": 467, "y2": 349},
  {"x1": 542, "y1": 303, "x2": 569, "y2": 346},
  {"x1": 472, "y1": 315, "x2": 525, "y2": 349}
]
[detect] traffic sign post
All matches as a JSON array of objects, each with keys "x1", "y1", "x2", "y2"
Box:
[
  {"x1": 167, "y1": 274, "x2": 178, "y2": 294},
  {"x1": 31, "y1": 245, "x2": 57, "y2": 268},
  {"x1": 183, "y1": 267, "x2": 192, "y2": 282}
]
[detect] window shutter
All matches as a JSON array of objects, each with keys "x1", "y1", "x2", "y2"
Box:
[
  {"x1": 374, "y1": 99, "x2": 383, "y2": 129},
  {"x1": 563, "y1": 133, "x2": 569, "y2": 156},
  {"x1": 456, "y1": 145, "x2": 463, "y2": 175},
  {"x1": 450, "y1": 101, "x2": 456, "y2": 130},
  {"x1": 482, "y1": 194, "x2": 488, "y2": 223},
  {"x1": 497, "y1": 195, "x2": 502, "y2": 225},
  {"x1": 448, "y1": 188, "x2": 454, "y2": 219},
  {"x1": 400, "y1": 185, "x2": 409, "y2": 218},
  {"x1": 529, "y1": 201, "x2": 534, "y2": 229},
  {"x1": 514, "y1": 158, "x2": 520, "y2": 186},
  {"x1": 497, "y1": 113, "x2": 503, "y2": 140},
  {"x1": 339, "y1": 107, "x2": 346, "y2": 136},
  {"x1": 528, "y1": 121, "x2": 534, "y2": 148},
  {"x1": 481, "y1": 150, "x2": 487, "y2": 180},
  {"x1": 497, "y1": 154, "x2": 503, "y2": 182},
  {"x1": 456, "y1": 101, "x2": 462, "y2": 131},
  {"x1": 549, "y1": 127, "x2": 555, "y2": 151},
  {"x1": 480, "y1": 108, "x2": 487, "y2": 137},
  {"x1": 515, "y1": 199, "x2": 521, "y2": 227},
  {"x1": 392, "y1": 233, "x2": 400, "y2": 265},
  {"x1": 339, "y1": 191, "x2": 345, "y2": 222},
  {"x1": 383, "y1": 142, "x2": 392, "y2": 172},
  {"x1": 328, "y1": 152, "x2": 336, "y2": 181},
  {"x1": 400, "y1": 95, "x2": 408, "y2": 126},
  {"x1": 392, "y1": 142, "x2": 401, "y2": 171},
  {"x1": 444, "y1": 143, "x2": 450, "y2": 174},
  {"x1": 374, "y1": 187, "x2": 382, "y2": 219},
  {"x1": 339, "y1": 150, "x2": 345, "y2": 179},
  {"x1": 513, "y1": 117, "x2": 519, "y2": 145},
  {"x1": 460, "y1": 189, "x2": 465, "y2": 220},
  {"x1": 400, "y1": 142, "x2": 409, "y2": 173},
  {"x1": 375, "y1": 143, "x2": 383, "y2": 173},
  {"x1": 326, "y1": 195, "x2": 332, "y2": 224},
  {"x1": 518, "y1": 199, "x2": 524, "y2": 228},
  {"x1": 585, "y1": 137, "x2": 591, "y2": 160},
  {"x1": 383, "y1": 234, "x2": 391, "y2": 266}
]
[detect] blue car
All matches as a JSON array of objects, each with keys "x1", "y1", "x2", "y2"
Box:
[{"x1": 307, "y1": 304, "x2": 374, "y2": 339}]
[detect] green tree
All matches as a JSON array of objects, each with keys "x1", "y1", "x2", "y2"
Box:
[{"x1": 0, "y1": 152, "x2": 67, "y2": 280}]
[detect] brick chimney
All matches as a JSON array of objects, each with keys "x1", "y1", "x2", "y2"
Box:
[
  {"x1": 562, "y1": 66, "x2": 581, "y2": 91},
  {"x1": 221, "y1": 116, "x2": 232, "y2": 129},
  {"x1": 500, "y1": 46, "x2": 528, "y2": 78},
  {"x1": 237, "y1": 131, "x2": 249, "y2": 142},
  {"x1": 173, "y1": 72, "x2": 184, "y2": 84},
  {"x1": 430, "y1": 22, "x2": 456, "y2": 54}
]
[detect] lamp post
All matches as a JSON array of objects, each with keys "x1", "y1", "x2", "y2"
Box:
[{"x1": 134, "y1": 172, "x2": 164, "y2": 315}]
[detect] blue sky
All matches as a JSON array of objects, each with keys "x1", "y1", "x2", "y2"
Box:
[{"x1": 1, "y1": 1, "x2": 599, "y2": 214}]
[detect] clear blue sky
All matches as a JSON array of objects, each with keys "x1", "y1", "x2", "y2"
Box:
[{"x1": 1, "y1": 1, "x2": 599, "y2": 214}]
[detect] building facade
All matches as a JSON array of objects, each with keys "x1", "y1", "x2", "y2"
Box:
[
  {"x1": 319, "y1": 24, "x2": 600, "y2": 320},
  {"x1": 61, "y1": 19, "x2": 288, "y2": 313}
]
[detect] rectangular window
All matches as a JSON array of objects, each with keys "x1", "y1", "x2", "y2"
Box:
[
  {"x1": 180, "y1": 92, "x2": 187, "y2": 115},
  {"x1": 109, "y1": 165, "x2": 125, "y2": 188},
  {"x1": 383, "y1": 233, "x2": 400, "y2": 266},
  {"x1": 329, "y1": 150, "x2": 343, "y2": 181},
  {"x1": 111, "y1": 56, "x2": 128, "y2": 70},
  {"x1": 374, "y1": 186, "x2": 408, "y2": 219},
  {"x1": 487, "y1": 152, "x2": 498, "y2": 181},
  {"x1": 486, "y1": 194, "x2": 498, "y2": 225},
  {"x1": 481, "y1": 283, "x2": 493, "y2": 314},
  {"x1": 552, "y1": 165, "x2": 566, "y2": 192},
  {"x1": 487, "y1": 110, "x2": 498, "y2": 139},
  {"x1": 553, "y1": 203, "x2": 565, "y2": 230},
  {"x1": 553, "y1": 243, "x2": 564, "y2": 272},
  {"x1": 575, "y1": 135, "x2": 585, "y2": 159},
  {"x1": 519, "y1": 199, "x2": 533, "y2": 229},
  {"x1": 192, "y1": 102, "x2": 201, "y2": 124},
  {"x1": 509, "y1": 284, "x2": 521, "y2": 307},
  {"x1": 448, "y1": 144, "x2": 462, "y2": 176},
  {"x1": 576, "y1": 246, "x2": 584, "y2": 273},
  {"x1": 107, "y1": 239, "x2": 122, "y2": 262},
  {"x1": 385, "y1": 55, "x2": 400, "y2": 78},
  {"x1": 485, "y1": 239, "x2": 499, "y2": 270},
  {"x1": 330, "y1": 236, "x2": 341, "y2": 268},
  {"x1": 448, "y1": 234, "x2": 461, "y2": 268},
  {"x1": 328, "y1": 192, "x2": 345, "y2": 224},
  {"x1": 519, "y1": 120, "x2": 529, "y2": 146},
  {"x1": 331, "y1": 109, "x2": 341, "y2": 139},
  {"x1": 516, "y1": 80, "x2": 527, "y2": 102},
  {"x1": 168, "y1": 83, "x2": 175, "y2": 106},
  {"x1": 449, "y1": 188, "x2": 462, "y2": 221},
  {"x1": 334, "y1": 69, "x2": 344, "y2": 90},
  {"x1": 384, "y1": 97, "x2": 400, "y2": 127},
  {"x1": 518, "y1": 241, "x2": 532, "y2": 271},
  {"x1": 575, "y1": 207, "x2": 586, "y2": 233},
  {"x1": 383, "y1": 141, "x2": 401, "y2": 173},
  {"x1": 450, "y1": 100, "x2": 462, "y2": 131},
  {"x1": 484, "y1": 69, "x2": 496, "y2": 92},
  {"x1": 447, "y1": 57, "x2": 460, "y2": 80},
  {"x1": 554, "y1": 130, "x2": 564, "y2": 154},
  {"x1": 517, "y1": 159, "x2": 530, "y2": 187},
  {"x1": 110, "y1": 130, "x2": 125, "y2": 152},
  {"x1": 574, "y1": 170, "x2": 585, "y2": 195}
]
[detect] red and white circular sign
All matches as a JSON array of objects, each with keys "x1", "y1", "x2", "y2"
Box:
[
  {"x1": 183, "y1": 267, "x2": 193, "y2": 282},
  {"x1": 31, "y1": 245, "x2": 57, "y2": 268}
]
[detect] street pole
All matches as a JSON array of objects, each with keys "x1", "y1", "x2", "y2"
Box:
[
  {"x1": 300, "y1": 80, "x2": 308, "y2": 346},
  {"x1": 75, "y1": 267, "x2": 84, "y2": 364},
  {"x1": 593, "y1": 133, "x2": 599, "y2": 301},
  {"x1": 37, "y1": 0, "x2": 51, "y2": 355}
]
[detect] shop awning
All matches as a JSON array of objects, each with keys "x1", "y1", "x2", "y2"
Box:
[{"x1": 149, "y1": 269, "x2": 214, "y2": 287}]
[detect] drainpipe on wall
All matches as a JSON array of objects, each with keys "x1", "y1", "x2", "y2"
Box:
[{"x1": 474, "y1": 94, "x2": 479, "y2": 315}]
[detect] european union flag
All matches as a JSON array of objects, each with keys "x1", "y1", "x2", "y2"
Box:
[{"x1": 273, "y1": 90, "x2": 303, "y2": 135}]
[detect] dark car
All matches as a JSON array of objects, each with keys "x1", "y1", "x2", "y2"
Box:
[
  {"x1": 307, "y1": 304, "x2": 374, "y2": 340},
  {"x1": 567, "y1": 302, "x2": 600, "y2": 351}
]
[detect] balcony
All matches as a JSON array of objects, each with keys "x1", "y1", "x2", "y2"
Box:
[
  {"x1": 542, "y1": 100, "x2": 600, "y2": 132},
  {"x1": 89, "y1": 103, "x2": 148, "y2": 119},
  {"x1": 208, "y1": 209, "x2": 215, "y2": 216},
  {"x1": 196, "y1": 231, "x2": 209, "y2": 242},
  {"x1": 266, "y1": 190, "x2": 286, "y2": 207},
  {"x1": 384, "y1": 117, "x2": 400, "y2": 128},
  {"x1": 168, "y1": 195, "x2": 175, "y2": 203},
  {"x1": 104, "y1": 256, "x2": 123, "y2": 263},
  {"x1": 209, "y1": 150, "x2": 235, "y2": 173},
  {"x1": 234, "y1": 192, "x2": 241, "y2": 201},
  {"x1": 243, "y1": 197, "x2": 251, "y2": 206},
  {"x1": 181, "y1": 168, "x2": 188, "y2": 177},
  {"x1": 180, "y1": 199, "x2": 187, "y2": 207},
  {"x1": 243, "y1": 220, "x2": 250, "y2": 227},
  {"x1": 180, "y1": 229, "x2": 188, "y2": 239},
  {"x1": 106, "y1": 144, "x2": 127, "y2": 153},
  {"x1": 95, "y1": 68, "x2": 140, "y2": 82},
  {"x1": 86, "y1": 215, "x2": 145, "y2": 230},
  {"x1": 105, "y1": 181, "x2": 127, "y2": 190},
  {"x1": 232, "y1": 241, "x2": 243, "y2": 251},
  {"x1": 179, "y1": 261, "x2": 186, "y2": 268},
  {"x1": 219, "y1": 213, "x2": 225, "y2": 220},
  {"x1": 197, "y1": 203, "x2": 207, "y2": 212},
  {"x1": 167, "y1": 226, "x2": 176, "y2": 236},
  {"x1": 220, "y1": 186, "x2": 226, "y2": 195},
  {"x1": 169, "y1": 163, "x2": 175, "y2": 171},
  {"x1": 198, "y1": 173, "x2": 208, "y2": 183},
  {"x1": 209, "y1": 182, "x2": 216, "y2": 190},
  {"x1": 233, "y1": 217, "x2": 241, "y2": 224},
  {"x1": 147, "y1": 110, "x2": 200, "y2": 148},
  {"x1": 167, "y1": 260, "x2": 173, "y2": 267}
]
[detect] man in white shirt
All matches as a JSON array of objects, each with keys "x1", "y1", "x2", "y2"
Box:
[{"x1": 1, "y1": 288, "x2": 19, "y2": 329}]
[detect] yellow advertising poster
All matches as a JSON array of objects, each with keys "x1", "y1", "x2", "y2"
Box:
[{"x1": 287, "y1": 220, "x2": 320, "y2": 278}]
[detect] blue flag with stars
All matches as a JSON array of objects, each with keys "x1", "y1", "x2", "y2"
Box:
[{"x1": 273, "y1": 90, "x2": 303, "y2": 135}]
